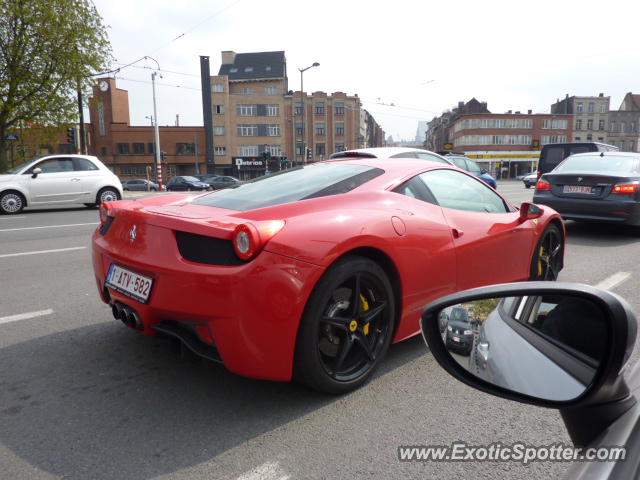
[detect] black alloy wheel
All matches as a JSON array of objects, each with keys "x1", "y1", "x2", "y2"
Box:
[
  {"x1": 529, "y1": 224, "x2": 563, "y2": 281},
  {"x1": 295, "y1": 255, "x2": 395, "y2": 394}
]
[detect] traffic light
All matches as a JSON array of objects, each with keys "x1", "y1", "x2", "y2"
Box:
[
  {"x1": 66, "y1": 127, "x2": 76, "y2": 146},
  {"x1": 160, "y1": 151, "x2": 168, "y2": 161},
  {"x1": 262, "y1": 151, "x2": 271, "y2": 161},
  {"x1": 306, "y1": 147, "x2": 312, "y2": 161}
]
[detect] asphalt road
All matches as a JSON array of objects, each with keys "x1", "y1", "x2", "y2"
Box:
[{"x1": 1, "y1": 181, "x2": 639, "y2": 479}]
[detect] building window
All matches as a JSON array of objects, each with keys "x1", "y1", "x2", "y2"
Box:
[
  {"x1": 120, "y1": 166, "x2": 147, "y2": 176},
  {"x1": 265, "y1": 86, "x2": 277, "y2": 95},
  {"x1": 480, "y1": 119, "x2": 489, "y2": 128},
  {"x1": 542, "y1": 119, "x2": 568, "y2": 129},
  {"x1": 265, "y1": 144, "x2": 281, "y2": 156},
  {"x1": 214, "y1": 146, "x2": 226, "y2": 155},
  {"x1": 587, "y1": 119, "x2": 593, "y2": 130},
  {"x1": 492, "y1": 135, "x2": 504, "y2": 145},
  {"x1": 541, "y1": 135, "x2": 568, "y2": 144},
  {"x1": 266, "y1": 104, "x2": 280, "y2": 116},
  {"x1": 335, "y1": 102, "x2": 345, "y2": 115},
  {"x1": 315, "y1": 123, "x2": 325, "y2": 136},
  {"x1": 316, "y1": 143, "x2": 325, "y2": 156},
  {"x1": 631, "y1": 122, "x2": 637, "y2": 132},
  {"x1": 295, "y1": 123, "x2": 304, "y2": 136},
  {"x1": 212, "y1": 84, "x2": 224, "y2": 93},
  {"x1": 494, "y1": 119, "x2": 505, "y2": 128},
  {"x1": 335, "y1": 143, "x2": 345, "y2": 152},
  {"x1": 243, "y1": 87, "x2": 254, "y2": 94},
  {"x1": 237, "y1": 104, "x2": 257, "y2": 116},
  {"x1": 295, "y1": 143, "x2": 304, "y2": 156},
  {"x1": 147, "y1": 143, "x2": 155, "y2": 154},
  {"x1": 575, "y1": 137, "x2": 581, "y2": 141},
  {"x1": 238, "y1": 145, "x2": 259, "y2": 156},
  {"x1": 215, "y1": 105, "x2": 224, "y2": 114},
  {"x1": 266, "y1": 124, "x2": 280, "y2": 136},
  {"x1": 576, "y1": 102, "x2": 583, "y2": 113},
  {"x1": 229, "y1": 68, "x2": 238, "y2": 73},
  {"x1": 244, "y1": 67, "x2": 253, "y2": 73},
  {"x1": 610, "y1": 122, "x2": 616, "y2": 132},
  {"x1": 575, "y1": 119, "x2": 582, "y2": 130},
  {"x1": 335, "y1": 122, "x2": 345, "y2": 136},
  {"x1": 117, "y1": 143, "x2": 130, "y2": 154},
  {"x1": 214, "y1": 126, "x2": 225, "y2": 135},
  {"x1": 620, "y1": 122, "x2": 626, "y2": 133},
  {"x1": 588, "y1": 102, "x2": 595, "y2": 113},
  {"x1": 176, "y1": 143, "x2": 196, "y2": 155},
  {"x1": 237, "y1": 124, "x2": 258, "y2": 136},
  {"x1": 479, "y1": 135, "x2": 489, "y2": 145},
  {"x1": 295, "y1": 102, "x2": 303, "y2": 116},
  {"x1": 132, "y1": 143, "x2": 145, "y2": 154},
  {"x1": 100, "y1": 146, "x2": 107, "y2": 156},
  {"x1": 586, "y1": 134, "x2": 592, "y2": 141},
  {"x1": 314, "y1": 102, "x2": 325, "y2": 115},
  {"x1": 599, "y1": 120, "x2": 605, "y2": 130},
  {"x1": 597, "y1": 137, "x2": 604, "y2": 142},
  {"x1": 600, "y1": 104, "x2": 606, "y2": 113}
]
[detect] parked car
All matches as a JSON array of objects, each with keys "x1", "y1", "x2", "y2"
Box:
[
  {"x1": 0, "y1": 154, "x2": 122, "y2": 214},
  {"x1": 93, "y1": 157, "x2": 564, "y2": 393},
  {"x1": 445, "y1": 155, "x2": 498, "y2": 189},
  {"x1": 195, "y1": 175, "x2": 242, "y2": 190},
  {"x1": 122, "y1": 179, "x2": 159, "y2": 191},
  {"x1": 329, "y1": 147, "x2": 454, "y2": 165},
  {"x1": 165, "y1": 176, "x2": 211, "y2": 192},
  {"x1": 421, "y1": 281, "x2": 638, "y2": 478},
  {"x1": 522, "y1": 172, "x2": 537, "y2": 188},
  {"x1": 537, "y1": 141, "x2": 618, "y2": 178},
  {"x1": 533, "y1": 151, "x2": 640, "y2": 226}
]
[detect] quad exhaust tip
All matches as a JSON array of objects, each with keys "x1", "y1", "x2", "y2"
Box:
[{"x1": 111, "y1": 302, "x2": 142, "y2": 330}]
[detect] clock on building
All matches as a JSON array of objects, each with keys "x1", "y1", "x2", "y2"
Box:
[{"x1": 99, "y1": 80, "x2": 109, "y2": 92}]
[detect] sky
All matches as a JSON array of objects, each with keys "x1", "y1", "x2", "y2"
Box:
[{"x1": 91, "y1": 0, "x2": 640, "y2": 141}]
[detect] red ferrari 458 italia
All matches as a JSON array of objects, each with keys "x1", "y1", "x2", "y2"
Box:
[{"x1": 92, "y1": 158, "x2": 565, "y2": 393}]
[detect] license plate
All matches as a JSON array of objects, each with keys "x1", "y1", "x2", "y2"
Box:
[
  {"x1": 106, "y1": 264, "x2": 153, "y2": 303},
  {"x1": 453, "y1": 336, "x2": 460, "y2": 342},
  {"x1": 563, "y1": 185, "x2": 594, "y2": 194}
]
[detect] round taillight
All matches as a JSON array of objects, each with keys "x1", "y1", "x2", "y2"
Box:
[{"x1": 232, "y1": 224, "x2": 260, "y2": 260}]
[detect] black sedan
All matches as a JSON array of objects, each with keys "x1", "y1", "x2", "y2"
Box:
[
  {"x1": 122, "y1": 179, "x2": 159, "y2": 191},
  {"x1": 444, "y1": 306, "x2": 474, "y2": 355},
  {"x1": 165, "y1": 176, "x2": 211, "y2": 192},
  {"x1": 533, "y1": 152, "x2": 640, "y2": 225}
]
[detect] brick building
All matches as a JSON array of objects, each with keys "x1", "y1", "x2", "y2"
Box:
[
  {"x1": 607, "y1": 92, "x2": 640, "y2": 152},
  {"x1": 87, "y1": 77, "x2": 206, "y2": 180}
]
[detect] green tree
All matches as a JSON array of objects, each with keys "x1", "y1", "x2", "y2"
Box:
[{"x1": 0, "y1": 0, "x2": 112, "y2": 172}]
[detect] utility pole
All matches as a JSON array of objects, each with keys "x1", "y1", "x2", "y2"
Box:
[{"x1": 151, "y1": 70, "x2": 162, "y2": 187}]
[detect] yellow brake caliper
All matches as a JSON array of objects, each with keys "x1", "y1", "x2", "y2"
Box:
[
  {"x1": 360, "y1": 294, "x2": 370, "y2": 335},
  {"x1": 538, "y1": 246, "x2": 545, "y2": 277}
]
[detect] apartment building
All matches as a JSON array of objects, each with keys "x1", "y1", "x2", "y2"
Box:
[
  {"x1": 550, "y1": 94, "x2": 610, "y2": 143},
  {"x1": 607, "y1": 93, "x2": 640, "y2": 152}
]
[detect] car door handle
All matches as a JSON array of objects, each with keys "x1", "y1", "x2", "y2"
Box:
[
  {"x1": 452, "y1": 228, "x2": 464, "y2": 238},
  {"x1": 71, "y1": 178, "x2": 81, "y2": 182},
  {"x1": 477, "y1": 341, "x2": 490, "y2": 361}
]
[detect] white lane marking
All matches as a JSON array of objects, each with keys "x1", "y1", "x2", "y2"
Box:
[
  {"x1": 0, "y1": 247, "x2": 86, "y2": 258},
  {"x1": 236, "y1": 461, "x2": 290, "y2": 480},
  {"x1": 0, "y1": 222, "x2": 99, "y2": 232},
  {"x1": 0, "y1": 309, "x2": 54, "y2": 325},
  {"x1": 0, "y1": 216, "x2": 25, "y2": 220},
  {"x1": 596, "y1": 272, "x2": 632, "y2": 291}
]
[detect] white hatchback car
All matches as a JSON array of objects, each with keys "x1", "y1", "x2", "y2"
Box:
[{"x1": 0, "y1": 155, "x2": 123, "y2": 214}]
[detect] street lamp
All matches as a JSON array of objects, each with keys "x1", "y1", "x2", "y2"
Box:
[{"x1": 299, "y1": 62, "x2": 320, "y2": 164}]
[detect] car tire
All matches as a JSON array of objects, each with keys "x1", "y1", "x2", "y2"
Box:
[
  {"x1": 294, "y1": 255, "x2": 396, "y2": 394},
  {"x1": 95, "y1": 187, "x2": 120, "y2": 206},
  {"x1": 0, "y1": 190, "x2": 26, "y2": 214},
  {"x1": 529, "y1": 224, "x2": 563, "y2": 281},
  {"x1": 525, "y1": 184, "x2": 531, "y2": 189}
]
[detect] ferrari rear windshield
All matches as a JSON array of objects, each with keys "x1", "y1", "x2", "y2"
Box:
[
  {"x1": 554, "y1": 155, "x2": 640, "y2": 175},
  {"x1": 192, "y1": 163, "x2": 384, "y2": 211}
]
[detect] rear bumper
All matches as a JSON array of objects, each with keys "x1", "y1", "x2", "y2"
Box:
[
  {"x1": 92, "y1": 230, "x2": 325, "y2": 381},
  {"x1": 533, "y1": 193, "x2": 640, "y2": 226}
]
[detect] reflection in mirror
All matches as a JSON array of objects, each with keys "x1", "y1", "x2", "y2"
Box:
[{"x1": 439, "y1": 294, "x2": 607, "y2": 402}]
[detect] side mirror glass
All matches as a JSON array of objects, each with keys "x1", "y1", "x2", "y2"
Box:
[
  {"x1": 480, "y1": 168, "x2": 488, "y2": 174},
  {"x1": 32, "y1": 167, "x2": 42, "y2": 178},
  {"x1": 437, "y1": 294, "x2": 607, "y2": 402},
  {"x1": 519, "y1": 202, "x2": 543, "y2": 222}
]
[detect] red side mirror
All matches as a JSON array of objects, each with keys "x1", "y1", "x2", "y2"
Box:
[{"x1": 519, "y1": 202, "x2": 543, "y2": 222}]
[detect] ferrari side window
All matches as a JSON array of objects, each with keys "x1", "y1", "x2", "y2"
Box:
[{"x1": 418, "y1": 169, "x2": 508, "y2": 213}]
